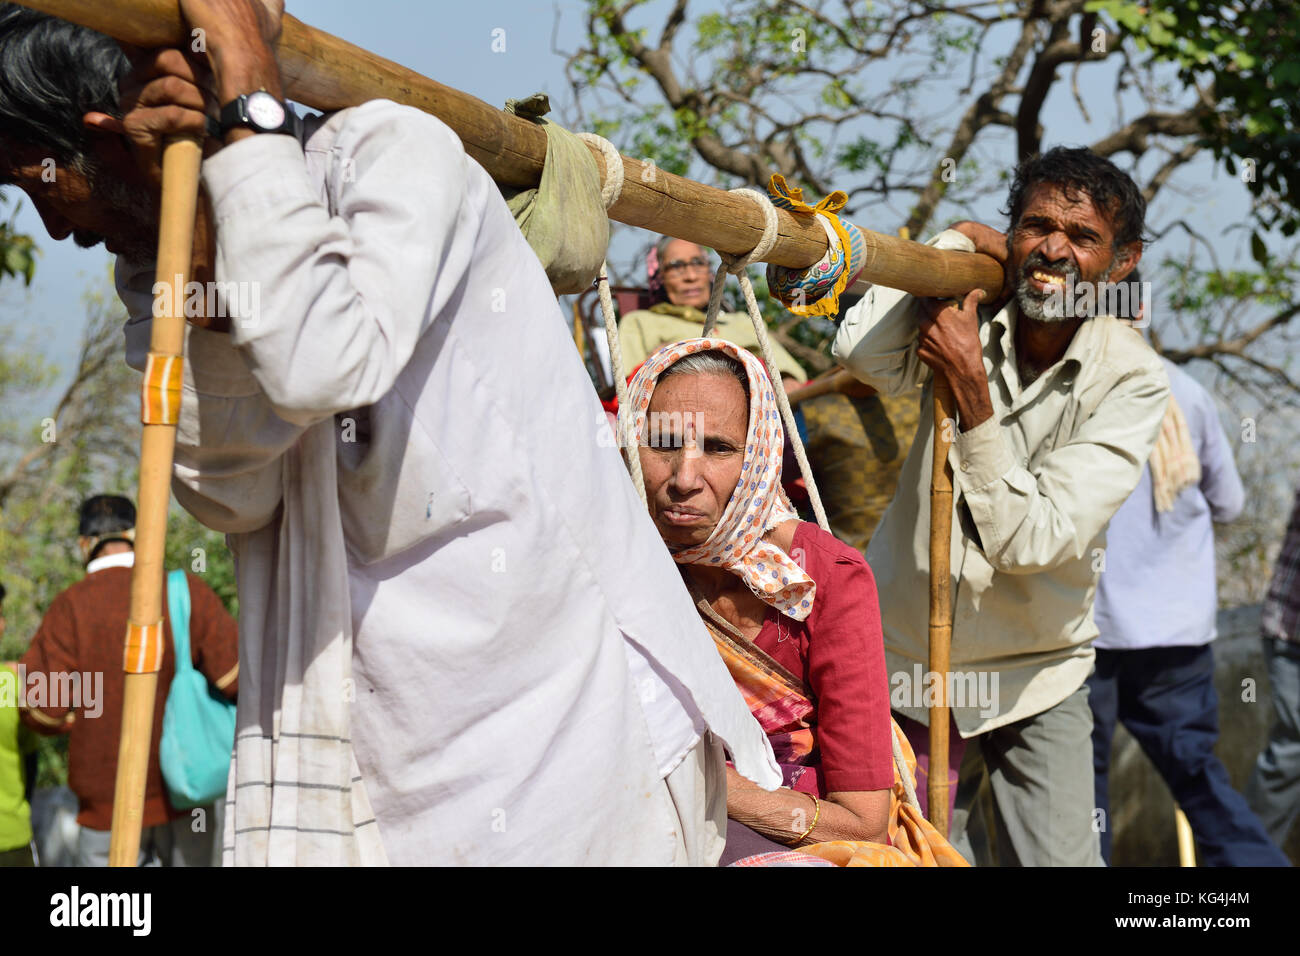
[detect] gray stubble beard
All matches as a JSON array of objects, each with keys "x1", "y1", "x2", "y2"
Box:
[
  {"x1": 1015, "y1": 255, "x2": 1115, "y2": 324},
  {"x1": 76, "y1": 155, "x2": 160, "y2": 264}
]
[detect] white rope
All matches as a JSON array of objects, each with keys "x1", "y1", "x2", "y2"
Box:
[
  {"x1": 577, "y1": 131, "x2": 625, "y2": 209},
  {"x1": 706, "y1": 188, "x2": 830, "y2": 533},
  {"x1": 894, "y1": 729, "x2": 922, "y2": 812},
  {"x1": 700, "y1": 191, "x2": 778, "y2": 337},
  {"x1": 577, "y1": 132, "x2": 645, "y2": 504}
]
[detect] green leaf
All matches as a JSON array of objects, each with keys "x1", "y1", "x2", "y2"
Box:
[
  {"x1": 1250, "y1": 232, "x2": 1269, "y2": 266},
  {"x1": 1275, "y1": 61, "x2": 1300, "y2": 86}
]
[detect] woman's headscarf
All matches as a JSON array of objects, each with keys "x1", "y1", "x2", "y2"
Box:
[{"x1": 624, "y1": 338, "x2": 816, "y2": 621}]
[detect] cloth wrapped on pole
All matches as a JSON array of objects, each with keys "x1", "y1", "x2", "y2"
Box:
[{"x1": 501, "y1": 93, "x2": 609, "y2": 295}]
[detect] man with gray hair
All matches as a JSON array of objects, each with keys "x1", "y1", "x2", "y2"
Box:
[{"x1": 619, "y1": 234, "x2": 808, "y2": 384}]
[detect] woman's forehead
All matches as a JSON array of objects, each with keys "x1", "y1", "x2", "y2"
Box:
[{"x1": 649, "y1": 372, "x2": 749, "y2": 429}]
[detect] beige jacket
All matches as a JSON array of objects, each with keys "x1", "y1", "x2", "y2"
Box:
[{"x1": 833, "y1": 229, "x2": 1170, "y2": 735}]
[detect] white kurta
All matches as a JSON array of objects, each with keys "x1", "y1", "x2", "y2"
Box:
[{"x1": 116, "y1": 100, "x2": 778, "y2": 865}]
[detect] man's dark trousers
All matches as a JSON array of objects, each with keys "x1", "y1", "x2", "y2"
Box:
[{"x1": 1088, "y1": 644, "x2": 1289, "y2": 866}]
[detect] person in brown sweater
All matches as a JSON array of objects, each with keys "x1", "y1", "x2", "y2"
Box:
[{"x1": 19, "y1": 495, "x2": 238, "y2": 866}]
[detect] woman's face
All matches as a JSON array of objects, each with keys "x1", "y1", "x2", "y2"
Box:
[{"x1": 639, "y1": 371, "x2": 749, "y2": 549}]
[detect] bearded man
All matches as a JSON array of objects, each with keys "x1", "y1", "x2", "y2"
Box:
[{"x1": 816, "y1": 147, "x2": 1171, "y2": 865}]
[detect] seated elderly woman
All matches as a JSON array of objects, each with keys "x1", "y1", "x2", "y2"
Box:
[{"x1": 626, "y1": 338, "x2": 968, "y2": 866}]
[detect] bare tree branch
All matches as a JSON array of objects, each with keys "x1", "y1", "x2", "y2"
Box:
[
  {"x1": 1089, "y1": 109, "x2": 1214, "y2": 159},
  {"x1": 1161, "y1": 302, "x2": 1300, "y2": 366},
  {"x1": 1142, "y1": 142, "x2": 1201, "y2": 205},
  {"x1": 905, "y1": 12, "x2": 1041, "y2": 236}
]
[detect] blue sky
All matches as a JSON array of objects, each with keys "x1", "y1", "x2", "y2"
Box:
[{"x1": 0, "y1": 0, "x2": 1266, "y2": 413}]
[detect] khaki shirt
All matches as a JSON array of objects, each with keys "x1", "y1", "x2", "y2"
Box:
[
  {"x1": 619, "y1": 302, "x2": 808, "y2": 382},
  {"x1": 833, "y1": 230, "x2": 1170, "y2": 735}
]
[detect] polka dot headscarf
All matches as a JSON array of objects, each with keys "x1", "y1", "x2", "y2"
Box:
[{"x1": 624, "y1": 337, "x2": 816, "y2": 621}]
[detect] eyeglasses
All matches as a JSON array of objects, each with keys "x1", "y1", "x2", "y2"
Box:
[{"x1": 662, "y1": 256, "x2": 710, "y2": 275}]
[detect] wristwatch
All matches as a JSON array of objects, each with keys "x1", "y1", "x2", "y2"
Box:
[{"x1": 218, "y1": 89, "x2": 299, "y2": 136}]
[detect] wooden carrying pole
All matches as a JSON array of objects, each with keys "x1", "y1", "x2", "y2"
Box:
[
  {"x1": 16, "y1": 0, "x2": 1006, "y2": 838},
  {"x1": 15, "y1": 0, "x2": 1002, "y2": 302},
  {"x1": 105, "y1": 136, "x2": 203, "y2": 865}
]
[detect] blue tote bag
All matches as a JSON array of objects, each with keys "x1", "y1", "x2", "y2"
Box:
[{"x1": 159, "y1": 569, "x2": 236, "y2": 810}]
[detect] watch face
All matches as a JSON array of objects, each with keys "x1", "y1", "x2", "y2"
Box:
[{"x1": 246, "y1": 91, "x2": 286, "y2": 130}]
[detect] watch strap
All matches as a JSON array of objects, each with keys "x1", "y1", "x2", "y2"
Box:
[{"x1": 217, "y1": 92, "x2": 298, "y2": 137}]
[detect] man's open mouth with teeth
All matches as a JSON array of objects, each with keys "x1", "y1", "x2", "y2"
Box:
[{"x1": 1015, "y1": 251, "x2": 1082, "y2": 321}]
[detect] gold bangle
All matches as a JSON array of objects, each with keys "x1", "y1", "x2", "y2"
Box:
[{"x1": 788, "y1": 792, "x2": 821, "y2": 846}]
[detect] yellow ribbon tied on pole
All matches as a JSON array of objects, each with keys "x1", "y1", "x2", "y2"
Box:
[{"x1": 765, "y1": 174, "x2": 867, "y2": 318}]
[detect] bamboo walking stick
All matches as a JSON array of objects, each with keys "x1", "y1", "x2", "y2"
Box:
[
  {"x1": 1175, "y1": 806, "x2": 1196, "y2": 866},
  {"x1": 928, "y1": 376, "x2": 956, "y2": 837},
  {"x1": 106, "y1": 136, "x2": 203, "y2": 866}
]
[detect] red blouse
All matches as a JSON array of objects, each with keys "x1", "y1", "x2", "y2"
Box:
[{"x1": 752, "y1": 522, "x2": 894, "y2": 794}]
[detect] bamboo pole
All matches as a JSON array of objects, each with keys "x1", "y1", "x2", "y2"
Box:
[
  {"x1": 928, "y1": 377, "x2": 956, "y2": 837},
  {"x1": 12, "y1": 0, "x2": 1003, "y2": 301},
  {"x1": 1175, "y1": 806, "x2": 1196, "y2": 866},
  {"x1": 106, "y1": 136, "x2": 202, "y2": 866}
]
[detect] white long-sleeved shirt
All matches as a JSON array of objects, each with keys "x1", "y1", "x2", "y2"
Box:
[
  {"x1": 833, "y1": 229, "x2": 1170, "y2": 735},
  {"x1": 1092, "y1": 358, "x2": 1244, "y2": 650},
  {"x1": 116, "y1": 100, "x2": 778, "y2": 864}
]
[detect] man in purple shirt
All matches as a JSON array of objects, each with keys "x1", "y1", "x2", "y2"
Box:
[{"x1": 1089, "y1": 309, "x2": 1288, "y2": 865}]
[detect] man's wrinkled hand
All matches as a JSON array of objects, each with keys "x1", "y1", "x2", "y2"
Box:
[
  {"x1": 88, "y1": 46, "x2": 218, "y2": 190},
  {"x1": 182, "y1": 0, "x2": 284, "y2": 50},
  {"x1": 948, "y1": 220, "x2": 1008, "y2": 265},
  {"x1": 180, "y1": 0, "x2": 285, "y2": 116},
  {"x1": 917, "y1": 287, "x2": 994, "y2": 430},
  {"x1": 917, "y1": 287, "x2": 985, "y2": 378}
]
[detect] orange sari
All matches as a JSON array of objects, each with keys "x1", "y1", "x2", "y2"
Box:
[{"x1": 695, "y1": 596, "x2": 968, "y2": 867}]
